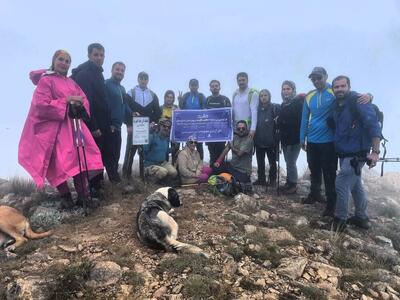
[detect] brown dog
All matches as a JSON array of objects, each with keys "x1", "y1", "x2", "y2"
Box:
[{"x1": 0, "y1": 205, "x2": 53, "y2": 251}]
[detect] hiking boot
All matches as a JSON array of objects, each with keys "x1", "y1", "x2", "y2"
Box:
[
  {"x1": 331, "y1": 217, "x2": 347, "y2": 233},
  {"x1": 266, "y1": 180, "x2": 276, "y2": 188},
  {"x1": 347, "y1": 216, "x2": 370, "y2": 229},
  {"x1": 76, "y1": 195, "x2": 99, "y2": 209},
  {"x1": 301, "y1": 193, "x2": 325, "y2": 204},
  {"x1": 283, "y1": 183, "x2": 297, "y2": 195},
  {"x1": 60, "y1": 193, "x2": 74, "y2": 209},
  {"x1": 322, "y1": 207, "x2": 335, "y2": 217},
  {"x1": 253, "y1": 179, "x2": 267, "y2": 186}
]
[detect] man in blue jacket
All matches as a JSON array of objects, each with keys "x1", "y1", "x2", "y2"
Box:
[
  {"x1": 300, "y1": 67, "x2": 372, "y2": 217},
  {"x1": 104, "y1": 62, "x2": 127, "y2": 183},
  {"x1": 178, "y1": 79, "x2": 206, "y2": 160},
  {"x1": 330, "y1": 76, "x2": 381, "y2": 231}
]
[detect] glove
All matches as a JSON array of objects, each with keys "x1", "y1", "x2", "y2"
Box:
[{"x1": 68, "y1": 102, "x2": 86, "y2": 119}]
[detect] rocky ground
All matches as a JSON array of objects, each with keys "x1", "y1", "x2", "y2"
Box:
[{"x1": 0, "y1": 169, "x2": 400, "y2": 300}]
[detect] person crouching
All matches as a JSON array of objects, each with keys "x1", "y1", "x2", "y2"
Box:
[
  {"x1": 143, "y1": 118, "x2": 177, "y2": 182},
  {"x1": 176, "y1": 136, "x2": 212, "y2": 184}
]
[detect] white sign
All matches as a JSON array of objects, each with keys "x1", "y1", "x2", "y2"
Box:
[{"x1": 132, "y1": 117, "x2": 150, "y2": 145}]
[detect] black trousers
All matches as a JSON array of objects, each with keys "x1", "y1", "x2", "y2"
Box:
[
  {"x1": 122, "y1": 132, "x2": 138, "y2": 178},
  {"x1": 255, "y1": 146, "x2": 277, "y2": 182},
  {"x1": 207, "y1": 142, "x2": 226, "y2": 166},
  {"x1": 306, "y1": 142, "x2": 337, "y2": 205},
  {"x1": 90, "y1": 134, "x2": 105, "y2": 190},
  {"x1": 170, "y1": 142, "x2": 180, "y2": 165},
  {"x1": 196, "y1": 142, "x2": 204, "y2": 160},
  {"x1": 103, "y1": 130, "x2": 122, "y2": 182}
]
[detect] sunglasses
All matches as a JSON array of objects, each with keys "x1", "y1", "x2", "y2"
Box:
[
  {"x1": 161, "y1": 124, "x2": 171, "y2": 129},
  {"x1": 188, "y1": 141, "x2": 196, "y2": 144},
  {"x1": 236, "y1": 127, "x2": 246, "y2": 131},
  {"x1": 311, "y1": 76, "x2": 323, "y2": 81}
]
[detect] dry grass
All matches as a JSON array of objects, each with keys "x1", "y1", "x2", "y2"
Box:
[
  {"x1": 7, "y1": 177, "x2": 37, "y2": 196},
  {"x1": 46, "y1": 260, "x2": 95, "y2": 300},
  {"x1": 298, "y1": 285, "x2": 328, "y2": 300},
  {"x1": 155, "y1": 254, "x2": 213, "y2": 277},
  {"x1": 183, "y1": 275, "x2": 232, "y2": 300}
]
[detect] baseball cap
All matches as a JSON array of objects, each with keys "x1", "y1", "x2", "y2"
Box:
[{"x1": 308, "y1": 67, "x2": 327, "y2": 78}]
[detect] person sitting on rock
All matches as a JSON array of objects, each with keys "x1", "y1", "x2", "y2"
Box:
[
  {"x1": 176, "y1": 136, "x2": 213, "y2": 184},
  {"x1": 213, "y1": 120, "x2": 254, "y2": 184},
  {"x1": 143, "y1": 118, "x2": 177, "y2": 182}
]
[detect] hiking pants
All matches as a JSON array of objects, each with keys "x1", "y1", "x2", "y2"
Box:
[
  {"x1": 283, "y1": 144, "x2": 301, "y2": 185},
  {"x1": 335, "y1": 157, "x2": 368, "y2": 220},
  {"x1": 103, "y1": 130, "x2": 122, "y2": 182},
  {"x1": 255, "y1": 146, "x2": 277, "y2": 182},
  {"x1": 306, "y1": 142, "x2": 337, "y2": 206}
]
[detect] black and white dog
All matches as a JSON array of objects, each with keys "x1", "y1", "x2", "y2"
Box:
[{"x1": 136, "y1": 187, "x2": 208, "y2": 258}]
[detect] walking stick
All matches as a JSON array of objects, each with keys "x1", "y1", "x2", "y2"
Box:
[
  {"x1": 277, "y1": 141, "x2": 281, "y2": 196},
  {"x1": 77, "y1": 119, "x2": 93, "y2": 203},
  {"x1": 72, "y1": 118, "x2": 88, "y2": 215}
]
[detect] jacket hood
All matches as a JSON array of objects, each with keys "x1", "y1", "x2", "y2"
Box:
[{"x1": 29, "y1": 69, "x2": 56, "y2": 85}]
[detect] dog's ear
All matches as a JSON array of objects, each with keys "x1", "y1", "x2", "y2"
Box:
[{"x1": 168, "y1": 188, "x2": 181, "y2": 207}]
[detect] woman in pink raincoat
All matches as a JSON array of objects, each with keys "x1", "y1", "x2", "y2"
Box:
[{"x1": 18, "y1": 50, "x2": 103, "y2": 209}]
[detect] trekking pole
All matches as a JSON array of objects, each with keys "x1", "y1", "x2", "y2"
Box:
[
  {"x1": 77, "y1": 119, "x2": 92, "y2": 188},
  {"x1": 277, "y1": 141, "x2": 281, "y2": 196},
  {"x1": 72, "y1": 118, "x2": 87, "y2": 215},
  {"x1": 352, "y1": 156, "x2": 400, "y2": 176}
]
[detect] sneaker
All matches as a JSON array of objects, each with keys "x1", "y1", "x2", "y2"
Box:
[
  {"x1": 347, "y1": 216, "x2": 370, "y2": 229},
  {"x1": 60, "y1": 193, "x2": 74, "y2": 209},
  {"x1": 253, "y1": 179, "x2": 267, "y2": 186},
  {"x1": 76, "y1": 195, "x2": 99, "y2": 209},
  {"x1": 331, "y1": 217, "x2": 347, "y2": 233}
]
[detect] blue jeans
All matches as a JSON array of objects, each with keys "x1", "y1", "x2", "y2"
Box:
[
  {"x1": 283, "y1": 144, "x2": 301, "y2": 185},
  {"x1": 335, "y1": 157, "x2": 368, "y2": 220}
]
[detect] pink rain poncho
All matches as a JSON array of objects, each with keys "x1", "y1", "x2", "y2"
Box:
[{"x1": 18, "y1": 70, "x2": 104, "y2": 188}]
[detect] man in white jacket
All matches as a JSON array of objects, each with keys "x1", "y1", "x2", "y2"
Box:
[{"x1": 232, "y1": 72, "x2": 259, "y2": 138}]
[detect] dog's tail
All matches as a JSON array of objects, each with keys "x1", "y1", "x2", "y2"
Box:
[
  {"x1": 165, "y1": 237, "x2": 209, "y2": 258},
  {"x1": 25, "y1": 224, "x2": 53, "y2": 239}
]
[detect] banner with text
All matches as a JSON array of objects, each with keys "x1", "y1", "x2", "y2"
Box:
[{"x1": 171, "y1": 108, "x2": 233, "y2": 143}]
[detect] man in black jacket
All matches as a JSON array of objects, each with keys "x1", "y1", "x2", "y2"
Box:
[
  {"x1": 71, "y1": 43, "x2": 108, "y2": 197},
  {"x1": 122, "y1": 72, "x2": 161, "y2": 178},
  {"x1": 277, "y1": 81, "x2": 304, "y2": 194},
  {"x1": 205, "y1": 80, "x2": 231, "y2": 167}
]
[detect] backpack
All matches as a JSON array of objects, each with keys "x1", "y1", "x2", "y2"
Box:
[
  {"x1": 179, "y1": 92, "x2": 206, "y2": 109},
  {"x1": 208, "y1": 173, "x2": 241, "y2": 196},
  {"x1": 232, "y1": 88, "x2": 258, "y2": 105},
  {"x1": 328, "y1": 96, "x2": 385, "y2": 140},
  {"x1": 348, "y1": 96, "x2": 385, "y2": 139}
]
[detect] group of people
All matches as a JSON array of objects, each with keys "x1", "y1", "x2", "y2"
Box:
[{"x1": 18, "y1": 43, "x2": 382, "y2": 232}]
